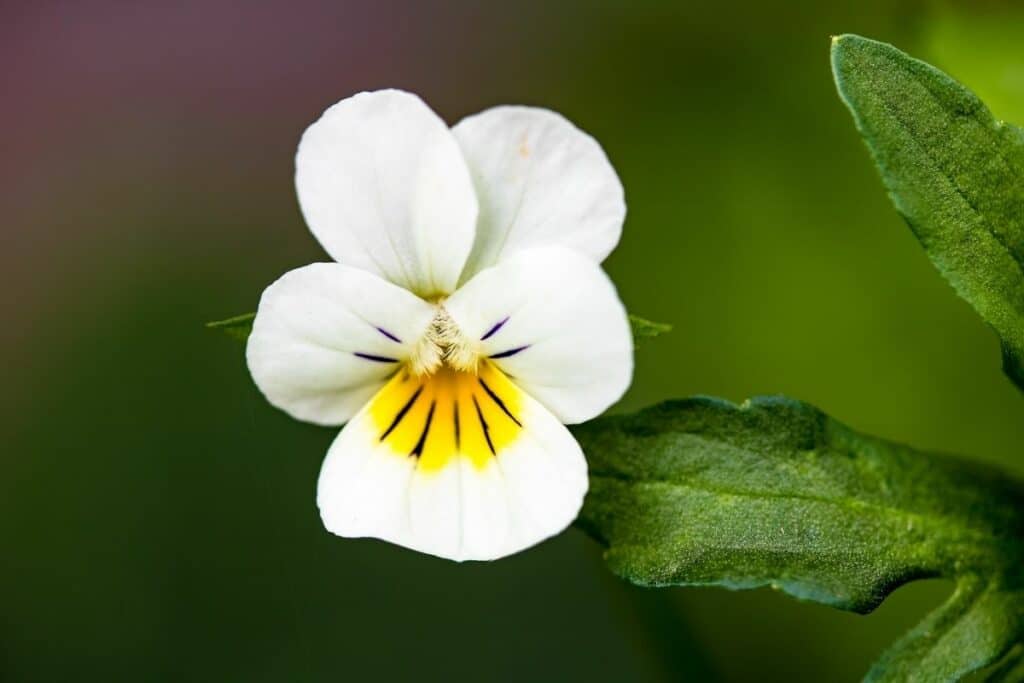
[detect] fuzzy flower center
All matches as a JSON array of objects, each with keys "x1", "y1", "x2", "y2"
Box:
[{"x1": 408, "y1": 305, "x2": 480, "y2": 376}]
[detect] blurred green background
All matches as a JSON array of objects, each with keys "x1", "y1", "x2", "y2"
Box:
[{"x1": 5, "y1": 1, "x2": 1023, "y2": 681}]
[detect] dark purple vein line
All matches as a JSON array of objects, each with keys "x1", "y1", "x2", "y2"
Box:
[
  {"x1": 376, "y1": 327, "x2": 401, "y2": 343},
  {"x1": 489, "y1": 345, "x2": 529, "y2": 359},
  {"x1": 354, "y1": 352, "x2": 399, "y2": 363},
  {"x1": 480, "y1": 316, "x2": 509, "y2": 341}
]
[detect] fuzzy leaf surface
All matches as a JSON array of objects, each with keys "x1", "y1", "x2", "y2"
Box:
[
  {"x1": 573, "y1": 397, "x2": 1024, "y2": 681},
  {"x1": 832, "y1": 34, "x2": 1024, "y2": 391}
]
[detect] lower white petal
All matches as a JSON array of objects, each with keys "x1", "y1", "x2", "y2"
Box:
[{"x1": 316, "y1": 362, "x2": 588, "y2": 561}]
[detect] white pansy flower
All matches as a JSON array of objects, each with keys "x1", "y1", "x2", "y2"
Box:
[{"x1": 247, "y1": 89, "x2": 633, "y2": 561}]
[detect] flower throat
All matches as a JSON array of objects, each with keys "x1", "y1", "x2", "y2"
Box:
[{"x1": 409, "y1": 305, "x2": 479, "y2": 376}]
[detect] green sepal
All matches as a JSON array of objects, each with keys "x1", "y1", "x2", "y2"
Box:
[{"x1": 205, "y1": 312, "x2": 255, "y2": 341}]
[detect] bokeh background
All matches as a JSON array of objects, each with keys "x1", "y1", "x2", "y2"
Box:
[{"x1": 5, "y1": 1, "x2": 1024, "y2": 680}]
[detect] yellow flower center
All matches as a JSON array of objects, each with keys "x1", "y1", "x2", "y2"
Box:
[{"x1": 368, "y1": 359, "x2": 524, "y2": 473}]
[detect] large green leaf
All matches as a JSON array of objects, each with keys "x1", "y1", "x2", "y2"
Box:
[
  {"x1": 573, "y1": 398, "x2": 1024, "y2": 681},
  {"x1": 831, "y1": 34, "x2": 1024, "y2": 392}
]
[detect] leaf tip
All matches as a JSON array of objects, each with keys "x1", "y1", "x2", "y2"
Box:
[
  {"x1": 829, "y1": 33, "x2": 853, "y2": 54},
  {"x1": 829, "y1": 33, "x2": 892, "y2": 81}
]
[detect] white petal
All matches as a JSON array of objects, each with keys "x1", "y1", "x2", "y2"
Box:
[
  {"x1": 444, "y1": 247, "x2": 633, "y2": 424},
  {"x1": 295, "y1": 89, "x2": 478, "y2": 297},
  {"x1": 316, "y1": 363, "x2": 588, "y2": 561},
  {"x1": 246, "y1": 263, "x2": 436, "y2": 426},
  {"x1": 452, "y1": 106, "x2": 625, "y2": 281}
]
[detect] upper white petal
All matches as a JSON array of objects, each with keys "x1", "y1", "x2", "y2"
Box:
[
  {"x1": 246, "y1": 263, "x2": 436, "y2": 426},
  {"x1": 452, "y1": 106, "x2": 625, "y2": 281},
  {"x1": 295, "y1": 89, "x2": 478, "y2": 296},
  {"x1": 445, "y1": 247, "x2": 633, "y2": 424}
]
